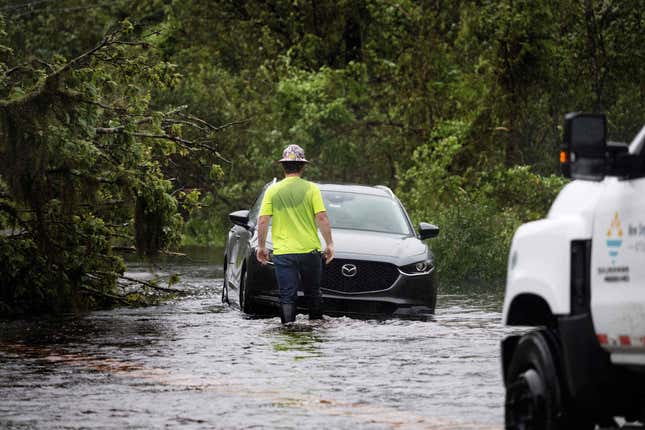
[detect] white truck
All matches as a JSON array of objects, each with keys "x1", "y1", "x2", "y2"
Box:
[{"x1": 502, "y1": 113, "x2": 645, "y2": 429}]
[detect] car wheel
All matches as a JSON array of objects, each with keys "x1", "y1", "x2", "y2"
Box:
[
  {"x1": 221, "y1": 258, "x2": 230, "y2": 305},
  {"x1": 505, "y1": 330, "x2": 565, "y2": 430},
  {"x1": 239, "y1": 269, "x2": 256, "y2": 314}
]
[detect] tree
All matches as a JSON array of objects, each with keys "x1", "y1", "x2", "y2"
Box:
[{"x1": 0, "y1": 17, "x2": 226, "y2": 315}]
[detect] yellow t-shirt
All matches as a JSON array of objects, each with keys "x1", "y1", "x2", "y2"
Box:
[{"x1": 259, "y1": 177, "x2": 326, "y2": 255}]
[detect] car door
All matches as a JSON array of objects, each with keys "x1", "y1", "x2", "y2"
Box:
[
  {"x1": 591, "y1": 164, "x2": 645, "y2": 365},
  {"x1": 246, "y1": 183, "x2": 281, "y2": 299},
  {"x1": 226, "y1": 222, "x2": 245, "y2": 292},
  {"x1": 235, "y1": 185, "x2": 270, "y2": 281},
  {"x1": 226, "y1": 190, "x2": 265, "y2": 293},
  {"x1": 235, "y1": 198, "x2": 260, "y2": 277}
]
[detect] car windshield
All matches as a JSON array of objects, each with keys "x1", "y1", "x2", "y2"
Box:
[{"x1": 322, "y1": 191, "x2": 412, "y2": 235}]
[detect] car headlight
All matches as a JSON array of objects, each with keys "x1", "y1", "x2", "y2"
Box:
[{"x1": 400, "y1": 259, "x2": 434, "y2": 275}]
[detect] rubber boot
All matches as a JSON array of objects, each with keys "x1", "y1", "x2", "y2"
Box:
[
  {"x1": 280, "y1": 303, "x2": 297, "y2": 324},
  {"x1": 308, "y1": 297, "x2": 324, "y2": 320}
]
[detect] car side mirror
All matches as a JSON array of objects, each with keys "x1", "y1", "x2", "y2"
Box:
[
  {"x1": 561, "y1": 112, "x2": 607, "y2": 181},
  {"x1": 229, "y1": 210, "x2": 251, "y2": 229},
  {"x1": 418, "y1": 222, "x2": 439, "y2": 240}
]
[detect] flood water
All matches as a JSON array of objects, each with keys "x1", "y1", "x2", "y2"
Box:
[{"x1": 0, "y1": 250, "x2": 514, "y2": 429}]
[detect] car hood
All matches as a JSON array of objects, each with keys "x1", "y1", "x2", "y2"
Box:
[{"x1": 263, "y1": 228, "x2": 430, "y2": 267}]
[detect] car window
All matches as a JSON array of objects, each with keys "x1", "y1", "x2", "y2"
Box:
[
  {"x1": 248, "y1": 189, "x2": 266, "y2": 225},
  {"x1": 322, "y1": 191, "x2": 412, "y2": 235}
]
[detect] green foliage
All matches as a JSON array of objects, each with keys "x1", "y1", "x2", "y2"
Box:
[
  {"x1": 479, "y1": 166, "x2": 567, "y2": 222},
  {"x1": 0, "y1": 8, "x2": 221, "y2": 316},
  {"x1": 109, "y1": 0, "x2": 645, "y2": 284},
  {"x1": 1, "y1": 0, "x2": 643, "y2": 310},
  {"x1": 181, "y1": 191, "x2": 228, "y2": 247},
  {"x1": 398, "y1": 121, "x2": 565, "y2": 285},
  {"x1": 134, "y1": 177, "x2": 182, "y2": 256}
]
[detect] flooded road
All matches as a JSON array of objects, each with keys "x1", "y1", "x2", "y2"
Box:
[{"x1": 0, "y1": 255, "x2": 513, "y2": 429}]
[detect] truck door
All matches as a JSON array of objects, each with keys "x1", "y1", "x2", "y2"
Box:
[{"x1": 591, "y1": 174, "x2": 645, "y2": 366}]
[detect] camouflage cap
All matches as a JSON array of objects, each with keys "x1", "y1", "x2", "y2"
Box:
[{"x1": 278, "y1": 144, "x2": 309, "y2": 163}]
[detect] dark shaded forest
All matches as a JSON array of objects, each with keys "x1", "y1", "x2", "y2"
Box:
[{"x1": 0, "y1": 0, "x2": 643, "y2": 315}]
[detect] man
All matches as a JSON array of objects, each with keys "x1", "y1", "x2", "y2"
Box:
[{"x1": 255, "y1": 144, "x2": 334, "y2": 324}]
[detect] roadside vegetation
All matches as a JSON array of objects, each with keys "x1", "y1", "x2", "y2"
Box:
[{"x1": 1, "y1": 0, "x2": 643, "y2": 315}]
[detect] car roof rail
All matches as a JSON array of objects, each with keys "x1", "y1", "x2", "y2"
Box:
[
  {"x1": 629, "y1": 125, "x2": 645, "y2": 154},
  {"x1": 263, "y1": 177, "x2": 278, "y2": 190},
  {"x1": 374, "y1": 185, "x2": 395, "y2": 198}
]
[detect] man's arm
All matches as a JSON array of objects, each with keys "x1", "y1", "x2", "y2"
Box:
[
  {"x1": 256, "y1": 215, "x2": 271, "y2": 265},
  {"x1": 315, "y1": 211, "x2": 334, "y2": 264}
]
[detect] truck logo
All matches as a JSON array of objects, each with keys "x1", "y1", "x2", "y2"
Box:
[
  {"x1": 606, "y1": 212, "x2": 623, "y2": 264},
  {"x1": 599, "y1": 212, "x2": 630, "y2": 282}
]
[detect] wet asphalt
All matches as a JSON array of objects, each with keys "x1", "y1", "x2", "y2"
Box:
[{"x1": 0, "y1": 256, "x2": 519, "y2": 429}]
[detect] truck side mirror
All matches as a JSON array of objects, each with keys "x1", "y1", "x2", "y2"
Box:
[{"x1": 561, "y1": 112, "x2": 607, "y2": 181}]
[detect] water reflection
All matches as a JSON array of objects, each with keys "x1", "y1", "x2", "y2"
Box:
[
  {"x1": 0, "y1": 247, "x2": 511, "y2": 430},
  {"x1": 269, "y1": 322, "x2": 325, "y2": 358},
  {"x1": 0, "y1": 313, "x2": 172, "y2": 350}
]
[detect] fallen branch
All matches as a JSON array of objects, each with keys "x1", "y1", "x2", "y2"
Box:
[
  {"x1": 119, "y1": 275, "x2": 188, "y2": 295},
  {"x1": 94, "y1": 127, "x2": 231, "y2": 163},
  {"x1": 160, "y1": 250, "x2": 187, "y2": 257},
  {"x1": 112, "y1": 246, "x2": 136, "y2": 253},
  {"x1": 79, "y1": 285, "x2": 132, "y2": 305},
  {"x1": 177, "y1": 113, "x2": 251, "y2": 133}
]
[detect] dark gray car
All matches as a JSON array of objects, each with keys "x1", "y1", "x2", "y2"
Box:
[{"x1": 223, "y1": 183, "x2": 439, "y2": 317}]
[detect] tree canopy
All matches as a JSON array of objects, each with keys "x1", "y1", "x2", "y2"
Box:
[{"x1": 1, "y1": 0, "x2": 643, "y2": 314}]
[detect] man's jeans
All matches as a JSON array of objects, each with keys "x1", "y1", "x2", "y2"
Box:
[{"x1": 272, "y1": 252, "x2": 323, "y2": 305}]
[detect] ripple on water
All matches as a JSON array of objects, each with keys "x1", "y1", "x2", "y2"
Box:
[{"x1": 0, "y1": 261, "x2": 511, "y2": 430}]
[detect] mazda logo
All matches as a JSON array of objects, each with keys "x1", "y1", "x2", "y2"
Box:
[{"x1": 341, "y1": 264, "x2": 357, "y2": 278}]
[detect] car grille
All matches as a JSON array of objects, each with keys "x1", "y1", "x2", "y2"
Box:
[{"x1": 322, "y1": 259, "x2": 400, "y2": 294}]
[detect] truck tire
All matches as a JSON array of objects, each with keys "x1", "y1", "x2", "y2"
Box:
[{"x1": 505, "y1": 330, "x2": 565, "y2": 430}]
